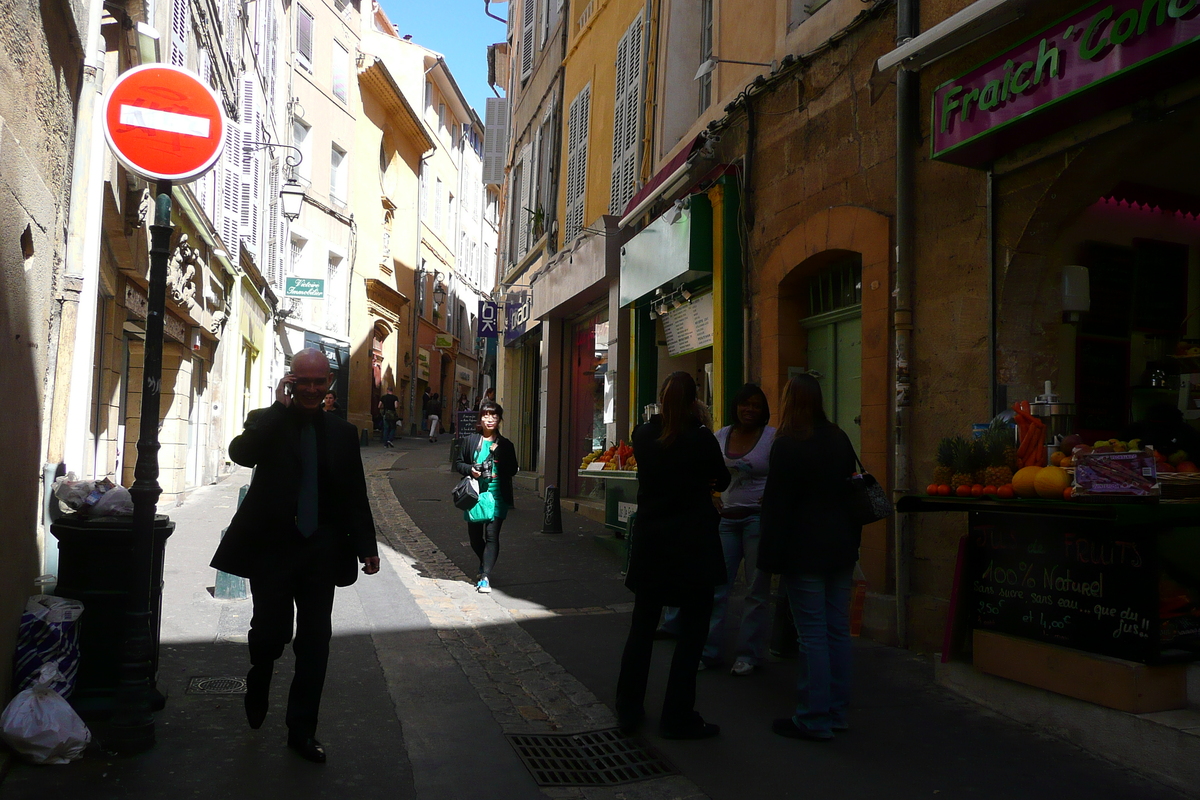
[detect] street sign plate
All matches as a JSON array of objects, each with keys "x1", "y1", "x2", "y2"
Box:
[
  {"x1": 101, "y1": 64, "x2": 226, "y2": 182},
  {"x1": 285, "y1": 277, "x2": 325, "y2": 298}
]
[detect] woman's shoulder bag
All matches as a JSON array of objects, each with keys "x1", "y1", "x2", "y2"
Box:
[{"x1": 846, "y1": 448, "x2": 894, "y2": 526}]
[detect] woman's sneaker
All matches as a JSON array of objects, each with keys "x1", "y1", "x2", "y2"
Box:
[
  {"x1": 730, "y1": 658, "x2": 756, "y2": 676},
  {"x1": 476, "y1": 576, "x2": 492, "y2": 593}
]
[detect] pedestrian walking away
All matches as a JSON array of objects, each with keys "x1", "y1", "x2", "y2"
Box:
[
  {"x1": 615, "y1": 371, "x2": 730, "y2": 740},
  {"x1": 379, "y1": 385, "x2": 400, "y2": 447},
  {"x1": 426, "y1": 392, "x2": 443, "y2": 443},
  {"x1": 759, "y1": 373, "x2": 861, "y2": 742},
  {"x1": 210, "y1": 347, "x2": 381, "y2": 764},
  {"x1": 454, "y1": 400, "x2": 518, "y2": 594}
]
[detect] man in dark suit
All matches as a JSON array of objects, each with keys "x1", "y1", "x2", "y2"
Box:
[{"x1": 211, "y1": 348, "x2": 380, "y2": 763}]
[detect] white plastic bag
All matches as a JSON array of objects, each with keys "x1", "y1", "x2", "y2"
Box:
[{"x1": 0, "y1": 664, "x2": 91, "y2": 764}]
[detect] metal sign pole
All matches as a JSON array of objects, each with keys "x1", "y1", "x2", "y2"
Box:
[{"x1": 108, "y1": 180, "x2": 172, "y2": 753}]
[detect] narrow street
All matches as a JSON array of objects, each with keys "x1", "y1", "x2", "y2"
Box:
[{"x1": 2, "y1": 438, "x2": 1187, "y2": 800}]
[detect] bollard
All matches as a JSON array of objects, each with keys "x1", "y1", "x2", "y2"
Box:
[
  {"x1": 360, "y1": 428, "x2": 369, "y2": 447},
  {"x1": 215, "y1": 485, "x2": 249, "y2": 600},
  {"x1": 542, "y1": 485, "x2": 564, "y2": 535}
]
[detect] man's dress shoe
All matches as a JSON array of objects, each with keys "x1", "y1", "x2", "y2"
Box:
[
  {"x1": 287, "y1": 735, "x2": 327, "y2": 763},
  {"x1": 244, "y1": 668, "x2": 270, "y2": 729}
]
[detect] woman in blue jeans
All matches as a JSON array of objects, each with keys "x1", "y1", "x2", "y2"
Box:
[{"x1": 758, "y1": 373, "x2": 861, "y2": 741}]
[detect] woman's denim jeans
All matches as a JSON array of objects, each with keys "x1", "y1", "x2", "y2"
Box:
[
  {"x1": 783, "y1": 568, "x2": 853, "y2": 733},
  {"x1": 702, "y1": 514, "x2": 772, "y2": 664}
]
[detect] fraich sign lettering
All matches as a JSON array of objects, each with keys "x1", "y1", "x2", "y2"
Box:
[
  {"x1": 285, "y1": 277, "x2": 324, "y2": 298},
  {"x1": 932, "y1": 0, "x2": 1200, "y2": 166}
]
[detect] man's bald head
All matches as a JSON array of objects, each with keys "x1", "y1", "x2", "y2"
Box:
[{"x1": 290, "y1": 348, "x2": 332, "y2": 411}]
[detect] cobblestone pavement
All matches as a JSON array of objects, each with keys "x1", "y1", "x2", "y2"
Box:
[{"x1": 362, "y1": 447, "x2": 706, "y2": 800}]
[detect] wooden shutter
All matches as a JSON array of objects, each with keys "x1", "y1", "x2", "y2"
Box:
[
  {"x1": 267, "y1": 157, "x2": 281, "y2": 289},
  {"x1": 220, "y1": 119, "x2": 242, "y2": 253},
  {"x1": 297, "y1": 6, "x2": 314, "y2": 69},
  {"x1": 564, "y1": 86, "x2": 590, "y2": 243},
  {"x1": 520, "y1": 0, "x2": 535, "y2": 80},
  {"x1": 610, "y1": 16, "x2": 642, "y2": 215},
  {"x1": 516, "y1": 144, "x2": 532, "y2": 258},
  {"x1": 482, "y1": 97, "x2": 509, "y2": 185},
  {"x1": 170, "y1": 0, "x2": 189, "y2": 67},
  {"x1": 240, "y1": 78, "x2": 261, "y2": 256}
]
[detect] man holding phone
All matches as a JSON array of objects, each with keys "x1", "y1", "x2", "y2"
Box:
[{"x1": 211, "y1": 348, "x2": 380, "y2": 763}]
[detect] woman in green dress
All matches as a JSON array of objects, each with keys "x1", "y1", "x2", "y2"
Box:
[{"x1": 454, "y1": 400, "x2": 519, "y2": 593}]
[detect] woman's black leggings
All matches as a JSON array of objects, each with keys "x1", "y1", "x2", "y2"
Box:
[{"x1": 467, "y1": 517, "x2": 504, "y2": 577}]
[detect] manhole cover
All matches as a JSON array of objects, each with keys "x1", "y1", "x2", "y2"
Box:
[
  {"x1": 185, "y1": 676, "x2": 246, "y2": 695},
  {"x1": 505, "y1": 729, "x2": 677, "y2": 786}
]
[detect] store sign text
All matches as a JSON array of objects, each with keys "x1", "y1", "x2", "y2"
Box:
[{"x1": 932, "y1": 0, "x2": 1200, "y2": 164}]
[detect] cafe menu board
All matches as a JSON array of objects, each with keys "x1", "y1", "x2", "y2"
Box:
[
  {"x1": 662, "y1": 292, "x2": 714, "y2": 357},
  {"x1": 970, "y1": 515, "x2": 1159, "y2": 662}
]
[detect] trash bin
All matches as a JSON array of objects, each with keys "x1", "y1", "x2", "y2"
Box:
[{"x1": 49, "y1": 512, "x2": 175, "y2": 718}]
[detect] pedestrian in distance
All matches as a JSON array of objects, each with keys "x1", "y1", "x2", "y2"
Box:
[
  {"x1": 426, "y1": 392, "x2": 443, "y2": 443},
  {"x1": 321, "y1": 390, "x2": 339, "y2": 413},
  {"x1": 379, "y1": 385, "x2": 400, "y2": 447},
  {"x1": 704, "y1": 383, "x2": 776, "y2": 675},
  {"x1": 758, "y1": 373, "x2": 861, "y2": 742},
  {"x1": 210, "y1": 348, "x2": 381, "y2": 764},
  {"x1": 453, "y1": 400, "x2": 518, "y2": 593},
  {"x1": 421, "y1": 387, "x2": 432, "y2": 431},
  {"x1": 615, "y1": 371, "x2": 730, "y2": 740}
]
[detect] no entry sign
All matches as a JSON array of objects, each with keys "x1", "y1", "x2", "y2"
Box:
[{"x1": 102, "y1": 64, "x2": 226, "y2": 182}]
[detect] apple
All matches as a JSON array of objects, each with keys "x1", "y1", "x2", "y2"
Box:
[{"x1": 1060, "y1": 434, "x2": 1083, "y2": 454}]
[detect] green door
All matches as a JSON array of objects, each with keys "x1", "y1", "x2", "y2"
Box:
[{"x1": 803, "y1": 310, "x2": 862, "y2": 455}]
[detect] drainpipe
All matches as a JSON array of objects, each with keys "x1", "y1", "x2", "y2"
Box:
[
  {"x1": 893, "y1": 0, "x2": 918, "y2": 649},
  {"x1": 407, "y1": 151, "x2": 435, "y2": 435}
]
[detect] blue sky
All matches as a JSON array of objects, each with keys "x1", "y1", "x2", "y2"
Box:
[{"x1": 378, "y1": 0, "x2": 509, "y2": 118}]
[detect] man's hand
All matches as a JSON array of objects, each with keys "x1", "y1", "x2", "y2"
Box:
[
  {"x1": 276, "y1": 374, "x2": 296, "y2": 407},
  {"x1": 361, "y1": 556, "x2": 380, "y2": 575}
]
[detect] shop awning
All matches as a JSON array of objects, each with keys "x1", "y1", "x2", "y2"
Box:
[
  {"x1": 870, "y1": 0, "x2": 1036, "y2": 97},
  {"x1": 619, "y1": 193, "x2": 713, "y2": 307},
  {"x1": 618, "y1": 134, "x2": 705, "y2": 229}
]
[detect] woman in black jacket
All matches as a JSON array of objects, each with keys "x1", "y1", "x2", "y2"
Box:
[
  {"x1": 615, "y1": 371, "x2": 730, "y2": 739},
  {"x1": 759, "y1": 373, "x2": 861, "y2": 741},
  {"x1": 453, "y1": 400, "x2": 518, "y2": 593}
]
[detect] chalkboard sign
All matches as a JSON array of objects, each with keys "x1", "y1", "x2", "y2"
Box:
[
  {"x1": 970, "y1": 513, "x2": 1159, "y2": 662},
  {"x1": 456, "y1": 410, "x2": 479, "y2": 436}
]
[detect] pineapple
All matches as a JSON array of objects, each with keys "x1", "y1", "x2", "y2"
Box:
[
  {"x1": 932, "y1": 438, "x2": 955, "y2": 486},
  {"x1": 971, "y1": 438, "x2": 990, "y2": 486},
  {"x1": 983, "y1": 432, "x2": 1014, "y2": 487},
  {"x1": 986, "y1": 414, "x2": 1020, "y2": 472},
  {"x1": 949, "y1": 437, "x2": 975, "y2": 490}
]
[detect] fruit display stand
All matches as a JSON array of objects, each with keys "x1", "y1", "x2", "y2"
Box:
[
  {"x1": 577, "y1": 466, "x2": 638, "y2": 533},
  {"x1": 897, "y1": 494, "x2": 1200, "y2": 711}
]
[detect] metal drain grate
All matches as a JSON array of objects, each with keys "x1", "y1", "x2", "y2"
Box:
[
  {"x1": 185, "y1": 676, "x2": 247, "y2": 695},
  {"x1": 506, "y1": 729, "x2": 677, "y2": 786}
]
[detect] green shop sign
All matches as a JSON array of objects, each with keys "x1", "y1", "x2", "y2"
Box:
[
  {"x1": 285, "y1": 277, "x2": 325, "y2": 298},
  {"x1": 931, "y1": 0, "x2": 1200, "y2": 166}
]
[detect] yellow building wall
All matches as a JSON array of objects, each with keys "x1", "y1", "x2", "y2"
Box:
[{"x1": 559, "y1": 0, "x2": 647, "y2": 247}]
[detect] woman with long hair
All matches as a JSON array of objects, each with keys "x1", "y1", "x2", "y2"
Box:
[
  {"x1": 453, "y1": 400, "x2": 518, "y2": 593},
  {"x1": 703, "y1": 383, "x2": 775, "y2": 675},
  {"x1": 615, "y1": 371, "x2": 730, "y2": 739},
  {"x1": 759, "y1": 373, "x2": 861, "y2": 741}
]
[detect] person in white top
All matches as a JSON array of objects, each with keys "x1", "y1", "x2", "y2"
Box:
[{"x1": 707, "y1": 384, "x2": 776, "y2": 675}]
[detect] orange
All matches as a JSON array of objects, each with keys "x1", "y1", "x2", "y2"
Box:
[
  {"x1": 927, "y1": 484, "x2": 939, "y2": 495},
  {"x1": 997, "y1": 484, "x2": 1015, "y2": 499},
  {"x1": 937, "y1": 484, "x2": 951, "y2": 496}
]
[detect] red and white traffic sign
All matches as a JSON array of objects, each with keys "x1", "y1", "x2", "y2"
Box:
[{"x1": 101, "y1": 64, "x2": 226, "y2": 183}]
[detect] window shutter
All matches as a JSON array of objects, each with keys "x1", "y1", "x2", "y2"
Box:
[
  {"x1": 333, "y1": 41, "x2": 349, "y2": 103},
  {"x1": 482, "y1": 97, "x2": 509, "y2": 185},
  {"x1": 267, "y1": 157, "x2": 281, "y2": 289},
  {"x1": 297, "y1": 7, "x2": 314, "y2": 69},
  {"x1": 240, "y1": 78, "x2": 261, "y2": 256},
  {"x1": 564, "y1": 86, "x2": 590, "y2": 243},
  {"x1": 220, "y1": 115, "x2": 242, "y2": 254},
  {"x1": 610, "y1": 17, "x2": 642, "y2": 215},
  {"x1": 520, "y1": 0, "x2": 535, "y2": 80},
  {"x1": 517, "y1": 144, "x2": 532, "y2": 258},
  {"x1": 170, "y1": 0, "x2": 189, "y2": 67}
]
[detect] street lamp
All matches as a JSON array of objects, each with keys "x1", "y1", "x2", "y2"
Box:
[
  {"x1": 243, "y1": 138, "x2": 307, "y2": 221},
  {"x1": 694, "y1": 57, "x2": 777, "y2": 80}
]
